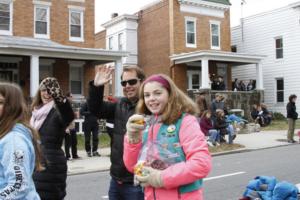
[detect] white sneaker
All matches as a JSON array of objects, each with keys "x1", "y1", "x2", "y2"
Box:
[{"x1": 207, "y1": 141, "x2": 214, "y2": 147}]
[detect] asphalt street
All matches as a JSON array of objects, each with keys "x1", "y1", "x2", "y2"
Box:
[{"x1": 66, "y1": 145, "x2": 300, "y2": 200}]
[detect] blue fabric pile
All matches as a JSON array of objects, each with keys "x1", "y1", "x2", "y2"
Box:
[
  {"x1": 226, "y1": 114, "x2": 248, "y2": 123},
  {"x1": 243, "y1": 176, "x2": 299, "y2": 200}
]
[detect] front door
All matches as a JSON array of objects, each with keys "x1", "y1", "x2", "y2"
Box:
[
  {"x1": 187, "y1": 70, "x2": 201, "y2": 90},
  {"x1": 0, "y1": 71, "x2": 13, "y2": 82}
]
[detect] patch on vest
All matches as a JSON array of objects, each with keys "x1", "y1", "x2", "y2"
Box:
[{"x1": 14, "y1": 150, "x2": 25, "y2": 165}]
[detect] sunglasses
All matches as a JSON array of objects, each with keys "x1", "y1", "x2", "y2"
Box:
[{"x1": 121, "y1": 79, "x2": 140, "y2": 87}]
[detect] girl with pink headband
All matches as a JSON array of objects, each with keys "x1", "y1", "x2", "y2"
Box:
[{"x1": 123, "y1": 74, "x2": 211, "y2": 200}]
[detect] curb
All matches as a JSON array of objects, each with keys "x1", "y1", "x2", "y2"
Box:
[
  {"x1": 211, "y1": 148, "x2": 250, "y2": 157},
  {"x1": 67, "y1": 143, "x2": 297, "y2": 176},
  {"x1": 212, "y1": 142, "x2": 295, "y2": 157},
  {"x1": 68, "y1": 168, "x2": 109, "y2": 176}
]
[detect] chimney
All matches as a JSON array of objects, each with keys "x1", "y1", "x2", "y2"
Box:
[{"x1": 111, "y1": 13, "x2": 118, "y2": 19}]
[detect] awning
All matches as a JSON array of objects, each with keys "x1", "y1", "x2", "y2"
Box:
[
  {"x1": 170, "y1": 50, "x2": 266, "y2": 65},
  {"x1": 0, "y1": 35, "x2": 128, "y2": 62}
]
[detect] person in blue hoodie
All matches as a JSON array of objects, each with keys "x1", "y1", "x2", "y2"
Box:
[{"x1": 0, "y1": 82, "x2": 43, "y2": 200}]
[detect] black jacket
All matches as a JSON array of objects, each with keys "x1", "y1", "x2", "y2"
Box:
[
  {"x1": 214, "y1": 117, "x2": 228, "y2": 135},
  {"x1": 33, "y1": 100, "x2": 74, "y2": 200},
  {"x1": 88, "y1": 81, "x2": 137, "y2": 183},
  {"x1": 80, "y1": 102, "x2": 98, "y2": 125},
  {"x1": 287, "y1": 102, "x2": 298, "y2": 119}
]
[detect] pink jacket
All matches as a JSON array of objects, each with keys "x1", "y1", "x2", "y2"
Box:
[{"x1": 123, "y1": 114, "x2": 212, "y2": 200}]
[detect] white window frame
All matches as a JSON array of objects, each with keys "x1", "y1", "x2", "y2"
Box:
[
  {"x1": 118, "y1": 32, "x2": 124, "y2": 50},
  {"x1": 34, "y1": 4, "x2": 50, "y2": 39},
  {"x1": 210, "y1": 20, "x2": 221, "y2": 50},
  {"x1": 275, "y1": 78, "x2": 284, "y2": 104},
  {"x1": 275, "y1": 37, "x2": 283, "y2": 60},
  {"x1": 69, "y1": 8, "x2": 84, "y2": 42},
  {"x1": 0, "y1": 0, "x2": 13, "y2": 35},
  {"x1": 108, "y1": 36, "x2": 113, "y2": 50},
  {"x1": 69, "y1": 61, "x2": 84, "y2": 96},
  {"x1": 187, "y1": 70, "x2": 201, "y2": 89},
  {"x1": 185, "y1": 16, "x2": 196, "y2": 48}
]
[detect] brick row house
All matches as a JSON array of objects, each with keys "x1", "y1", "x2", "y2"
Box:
[
  {"x1": 0, "y1": 0, "x2": 126, "y2": 100},
  {"x1": 96, "y1": 0, "x2": 265, "y2": 96}
]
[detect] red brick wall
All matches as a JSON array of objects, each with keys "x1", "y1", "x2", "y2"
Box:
[
  {"x1": 83, "y1": 62, "x2": 95, "y2": 97},
  {"x1": 138, "y1": 0, "x2": 172, "y2": 77},
  {"x1": 19, "y1": 57, "x2": 31, "y2": 98},
  {"x1": 171, "y1": 64, "x2": 188, "y2": 92},
  {"x1": 12, "y1": 0, "x2": 95, "y2": 48},
  {"x1": 95, "y1": 30, "x2": 106, "y2": 48},
  {"x1": 53, "y1": 59, "x2": 69, "y2": 93}
]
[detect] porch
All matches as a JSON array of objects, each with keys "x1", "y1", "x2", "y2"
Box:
[
  {"x1": 170, "y1": 50, "x2": 266, "y2": 91},
  {"x1": 188, "y1": 89, "x2": 264, "y2": 120},
  {"x1": 0, "y1": 35, "x2": 128, "y2": 100},
  {"x1": 170, "y1": 50, "x2": 266, "y2": 119}
]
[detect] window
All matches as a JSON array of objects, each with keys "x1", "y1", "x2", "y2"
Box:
[
  {"x1": 275, "y1": 37, "x2": 283, "y2": 59},
  {"x1": 231, "y1": 45, "x2": 237, "y2": 52},
  {"x1": 185, "y1": 17, "x2": 196, "y2": 48},
  {"x1": 108, "y1": 36, "x2": 113, "y2": 50},
  {"x1": 70, "y1": 66, "x2": 82, "y2": 95},
  {"x1": 187, "y1": 71, "x2": 201, "y2": 89},
  {"x1": 69, "y1": 10, "x2": 84, "y2": 41},
  {"x1": 276, "y1": 78, "x2": 284, "y2": 103},
  {"x1": 34, "y1": 6, "x2": 49, "y2": 38},
  {"x1": 210, "y1": 21, "x2": 220, "y2": 49},
  {"x1": 0, "y1": 1, "x2": 12, "y2": 35},
  {"x1": 118, "y1": 33, "x2": 124, "y2": 50},
  {"x1": 192, "y1": 74, "x2": 200, "y2": 89},
  {"x1": 39, "y1": 65, "x2": 53, "y2": 81}
]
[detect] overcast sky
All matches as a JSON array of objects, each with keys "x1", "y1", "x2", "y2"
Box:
[{"x1": 95, "y1": 0, "x2": 300, "y2": 32}]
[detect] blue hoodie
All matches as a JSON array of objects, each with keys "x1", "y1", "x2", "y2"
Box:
[{"x1": 0, "y1": 124, "x2": 40, "y2": 200}]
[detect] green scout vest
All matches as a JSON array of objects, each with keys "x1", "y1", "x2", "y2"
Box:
[{"x1": 142, "y1": 114, "x2": 203, "y2": 194}]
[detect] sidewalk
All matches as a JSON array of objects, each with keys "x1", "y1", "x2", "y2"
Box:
[{"x1": 67, "y1": 130, "x2": 300, "y2": 175}]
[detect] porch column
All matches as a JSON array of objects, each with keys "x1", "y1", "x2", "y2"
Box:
[
  {"x1": 30, "y1": 55, "x2": 40, "y2": 97},
  {"x1": 201, "y1": 58, "x2": 210, "y2": 89},
  {"x1": 114, "y1": 59, "x2": 123, "y2": 97},
  {"x1": 256, "y1": 62, "x2": 263, "y2": 90}
]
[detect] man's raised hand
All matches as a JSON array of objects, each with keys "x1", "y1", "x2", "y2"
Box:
[{"x1": 94, "y1": 65, "x2": 114, "y2": 86}]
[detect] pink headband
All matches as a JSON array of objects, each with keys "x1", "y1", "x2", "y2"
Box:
[{"x1": 143, "y1": 75, "x2": 170, "y2": 91}]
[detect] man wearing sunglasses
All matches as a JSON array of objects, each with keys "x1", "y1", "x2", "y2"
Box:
[{"x1": 88, "y1": 65, "x2": 145, "y2": 200}]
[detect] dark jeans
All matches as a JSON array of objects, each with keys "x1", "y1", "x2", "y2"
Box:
[
  {"x1": 64, "y1": 129, "x2": 78, "y2": 158},
  {"x1": 83, "y1": 122, "x2": 99, "y2": 153},
  {"x1": 108, "y1": 178, "x2": 144, "y2": 200}
]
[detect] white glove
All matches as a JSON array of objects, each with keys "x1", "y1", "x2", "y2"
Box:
[
  {"x1": 126, "y1": 114, "x2": 145, "y2": 144},
  {"x1": 135, "y1": 166, "x2": 164, "y2": 188}
]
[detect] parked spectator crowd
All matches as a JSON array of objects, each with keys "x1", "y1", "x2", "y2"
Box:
[
  {"x1": 232, "y1": 78, "x2": 256, "y2": 91},
  {"x1": 210, "y1": 74, "x2": 226, "y2": 90},
  {"x1": 198, "y1": 93, "x2": 241, "y2": 146}
]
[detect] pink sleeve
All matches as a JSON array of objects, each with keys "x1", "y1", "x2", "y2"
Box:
[
  {"x1": 161, "y1": 115, "x2": 212, "y2": 189},
  {"x1": 123, "y1": 135, "x2": 142, "y2": 173}
]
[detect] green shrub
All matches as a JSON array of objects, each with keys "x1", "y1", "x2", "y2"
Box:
[{"x1": 272, "y1": 112, "x2": 286, "y2": 120}]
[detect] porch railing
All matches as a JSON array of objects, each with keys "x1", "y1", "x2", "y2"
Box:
[{"x1": 188, "y1": 89, "x2": 264, "y2": 120}]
